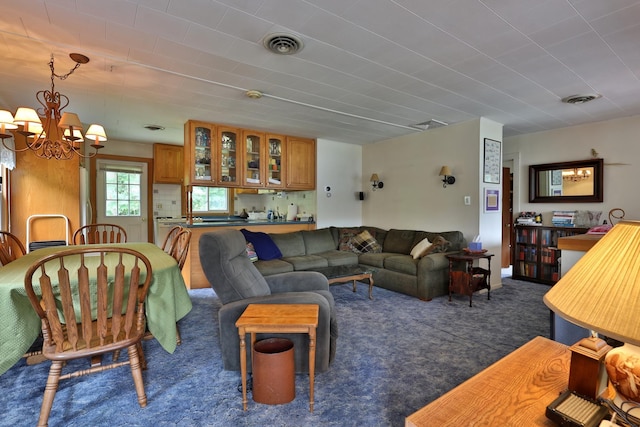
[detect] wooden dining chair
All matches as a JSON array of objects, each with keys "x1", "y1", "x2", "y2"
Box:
[
  {"x1": 167, "y1": 228, "x2": 192, "y2": 271},
  {"x1": 72, "y1": 223, "x2": 127, "y2": 245},
  {"x1": 0, "y1": 231, "x2": 26, "y2": 266},
  {"x1": 24, "y1": 246, "x2": 153, "y2": 427},
  {"x1": 167, "y1": 228, "x2": 192, "y2": 345},
  {"x1": 161, "y1": 225, "x2": 183, "y2": 253}
]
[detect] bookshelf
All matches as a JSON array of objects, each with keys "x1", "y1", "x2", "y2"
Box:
[{"x1": 513, "y1": 225, "x2": 588, "y2": 285}]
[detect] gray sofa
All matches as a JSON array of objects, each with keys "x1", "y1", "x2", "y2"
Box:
[{"x1": 253, "y1": 227, "x2": 466, "y2": 301}]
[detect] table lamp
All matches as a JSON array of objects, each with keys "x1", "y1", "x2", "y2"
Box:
[{"x1": 544, "y1": 220, "x2": 640, "y2": 421}]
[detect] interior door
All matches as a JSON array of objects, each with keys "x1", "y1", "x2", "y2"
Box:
[
  {"x1": 501, "y1": 167, "x2": 513, "y2": 268},
  {"x1": 95, "y1": 159, "x2": 148, "y2": 242}
]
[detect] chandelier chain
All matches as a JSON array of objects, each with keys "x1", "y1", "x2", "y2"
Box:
[{"x1": 49, "y1": 54, "x2": 82, "y2": 81}]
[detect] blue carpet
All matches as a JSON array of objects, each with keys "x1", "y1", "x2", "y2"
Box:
[{"x1": 0, "y1": 278, "x2": 550, "y2": 427}]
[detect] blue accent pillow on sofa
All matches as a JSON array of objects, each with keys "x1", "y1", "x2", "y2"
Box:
[{"x1": 240, "y1": 229, "x2": 283, "y2": 260}]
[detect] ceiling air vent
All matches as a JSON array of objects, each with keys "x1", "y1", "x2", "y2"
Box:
[
  {"x1": 263, "y1": 33, "x2": 304, "y2": 55},
  {"x1": 144, "y1": 124, "x2": 165, "y2": 131},
  {"x1": 561, "y1": 94, "x2": 602, "y2": 105}
]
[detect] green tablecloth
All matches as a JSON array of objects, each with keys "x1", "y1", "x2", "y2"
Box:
[{"x1": 0, "y1": 242, "x2": 192, "y2": 375}]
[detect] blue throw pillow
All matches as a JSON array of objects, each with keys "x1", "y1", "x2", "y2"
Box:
[{"x1": 240, "y1": 229, "x2": 283, "y2": 260}]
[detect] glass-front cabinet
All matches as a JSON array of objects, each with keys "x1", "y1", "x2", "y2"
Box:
[
  {"x1": 218, "y1": 126, "x2": 239, "y2": 186},
  {"x1": 184, "y1": 120, "x2": 315, "y2": 190},
  {"x1": 266, "y1": 134, "x2": 285, "y2": 189},
  {"x1": 242, "y1": 130, "x2": 264, "y2": 187},
  {"x1": 188, "y1": 121, "x2": 215, "y2": 184}
]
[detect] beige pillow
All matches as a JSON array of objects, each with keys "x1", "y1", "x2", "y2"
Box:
[{"x1": 410, "y1": 237, "x2": 431, "y2": 259}]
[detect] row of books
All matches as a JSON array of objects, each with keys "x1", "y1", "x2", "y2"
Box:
[
  {"x1": 517, "y1": 247, "x2": 558, "y2": 264},
  {"x1": 516, "y1": 262, "x2": 559, "y2": 281}
]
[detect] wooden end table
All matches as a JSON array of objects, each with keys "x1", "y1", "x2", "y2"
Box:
[
  {"x1": 235, "y1": 304, "x2": 319, "y2": 412},
  {"x1": 446, "y1": 252, "x2": 494, "y2": 307}
]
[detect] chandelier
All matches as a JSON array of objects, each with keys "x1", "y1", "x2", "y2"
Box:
[
  {"x1": 562, "y1": 168, "x2": 592, "y2": 182},
  {"x1": 0, "y1": 53, "x2": 107, "y2": 160}
]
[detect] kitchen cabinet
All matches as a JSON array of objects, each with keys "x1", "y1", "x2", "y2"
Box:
[
  {"x1": 241, "y1": 129, "x2": 265, "y2": 187},
  {"x1": 217, "y1": 126, "x2": 240, "y2": 186},
  {"x1": 153, "y1": 143, "x2": 183, "y2": 184},
  {"x1": 286, "y1": 136, "x2": 315, "y2": 190},
  {"x1": 266, "y1": 134, "x2": 285, "y2": 189},
  {"x1": 184, "y1": 120, "x2": 315, "y2": 190},
  {"x1": 184, "y1": 121, "x2": 216, "y2": 185},
  {"x1": 513, "y1": 225, "x2": 588, "y2": 285}
]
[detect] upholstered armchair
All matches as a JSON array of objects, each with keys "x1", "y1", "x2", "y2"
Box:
[{"x1": 199, "y1": 230, "x2": 337, "y2": 373}]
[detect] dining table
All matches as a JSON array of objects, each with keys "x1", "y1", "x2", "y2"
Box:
[{"x1": 0, "y1": 242, "x2": 193, "y2": 376}]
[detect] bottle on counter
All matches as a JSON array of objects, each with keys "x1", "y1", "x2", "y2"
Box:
[{"x1": 239, "y1": 208, "x2": 249, "y2": 219}]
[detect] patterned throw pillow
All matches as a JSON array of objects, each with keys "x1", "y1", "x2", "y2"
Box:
[
  {"x1": 338, "y1": 228, "x2": 361, "y2": 251},
  {"x1": 245, "y1": 242, "x2": 258, "y2": 262},
  {"x1": 348, "y1": 230, "x2": 382, "y2": 254}
]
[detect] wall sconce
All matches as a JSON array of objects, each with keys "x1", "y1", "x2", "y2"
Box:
[
  {"x1": 439, "y1": 166, "x2": 455, "y2": 188},
  {"x1": 370, "y1": 173, "x2": 384, "y2": 191}
]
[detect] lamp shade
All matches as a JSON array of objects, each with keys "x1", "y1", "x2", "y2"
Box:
[
  {"x1": 13, "y1": 107, "x2": 41, "y2": 125},
  {"x1": 58, "y1": 112, "x2": 83, "y2": 130},
  {"x1": 439, "y1": 166, "x2": 451, "y2": 176},
  {"x1": 543, "y1": 220, "x2": 640, "y2": 346},
  {"x1": 85, "y1": 124, "x2": 107, "y2": 142},
  {"x1": 370, "y1": 173, "x2": 379, "y2": 182},
  {"x1": 63, "y1": 128, "x2": 84, "y2": 142},
  {"x1": 0, "y1": 110, "x2": 18, "y2": 130}
]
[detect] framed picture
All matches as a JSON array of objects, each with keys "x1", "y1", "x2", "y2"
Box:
[
  {"x1": 483, "y1": 138, "x2": 501, "y2": 184},
  {"x1": 551, "y1": 169, "x2": 562, "y2": 186},
  {"x1": 484, "y1": 188, "x2": 500, "y2": 213}
]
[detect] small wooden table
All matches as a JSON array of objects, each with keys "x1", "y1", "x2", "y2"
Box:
[
  {"x1": 405, "y1": 336, "x2": 571, "y2": 426},
  {"x1": 446, "y1": 252, "x2": 493, "y2": 307},
  {"x1": 235, "y1": 304, "x2": 319, "y2": 412}
]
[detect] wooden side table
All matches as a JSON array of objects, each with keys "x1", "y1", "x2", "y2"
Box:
[
  {"x1": 446, "y1": 252, "x2": 494, "y2": 307},
  {"x1": 235, "y1": 304, "x2": 319, "y2": 412}
]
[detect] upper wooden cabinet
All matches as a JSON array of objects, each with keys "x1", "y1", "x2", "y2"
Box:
[
  {"x1": 286, "y1": 137, "x2": 316, "y2": 190},
  {"x1": 153, "y1": 143, "x2": 183, "y2": 184},
  {"x1": 184, "y1": 121, "x2": 216, "y2": 185},
  {"x1": 217, "y1": 126, "x2": 240, "y2": 186},
  {"x1": 266, "y1": 134, "x2": 285, "y2": 189},
  {"x1": 242, "y1": 129, "x2": 265, "y2": 187},
  {"x1": 184, "y1": 120, "x2": 315, "y2": 190}
]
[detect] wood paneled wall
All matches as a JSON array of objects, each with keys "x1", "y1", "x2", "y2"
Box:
[{"x1": 9, "y1": 134, "x2": 80, "y2": 247}]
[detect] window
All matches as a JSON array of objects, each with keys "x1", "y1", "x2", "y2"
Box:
[
  {"x1": 104, "y1": 171, "x2": 141, "y2": 217},
  {"x1": 191, "y1": 186, "x2": 232, "y2": 213}
]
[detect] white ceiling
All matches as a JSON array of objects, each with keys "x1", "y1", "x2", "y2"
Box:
[{"x1": 2, "y1": 0, "x2": 640, "y2": 146}]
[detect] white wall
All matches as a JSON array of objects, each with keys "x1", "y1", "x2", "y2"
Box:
[
  {"x1": 478, "y1": 118, "x2": 504, "y2": 261},
  {"x1": 315, "y1": 139, "x2": 363, "y2": 228},
  {"x1": 504, "y1": 114, "x2": 640, "y2": 223},
  {"x1": 361, "y1": 119, "x2": 485, "y2": 241}
]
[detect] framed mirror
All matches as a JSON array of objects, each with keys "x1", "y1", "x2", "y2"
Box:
[{"x1": 529, "y1": 158, "x2": 603, "y2": 203}]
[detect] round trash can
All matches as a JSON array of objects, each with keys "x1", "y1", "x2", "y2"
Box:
[{"x1": 252, "y1": 338, "x2": 295, "y2": 405}]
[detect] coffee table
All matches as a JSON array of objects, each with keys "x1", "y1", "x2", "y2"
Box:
[{"x1": 314, "y1": 265, "x2": 376, "y2": 299}]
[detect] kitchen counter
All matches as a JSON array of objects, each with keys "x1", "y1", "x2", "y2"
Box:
[{"x1": 186, "y1": 219, "x2": 315, "y2": 227}]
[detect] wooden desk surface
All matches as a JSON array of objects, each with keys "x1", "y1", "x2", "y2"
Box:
[
  {"x1": 557, "y1": 233, "x2": 603, "y2": 252},
  {"x1": 405, "y1": 336, "x2": 570, "y2": 427}
]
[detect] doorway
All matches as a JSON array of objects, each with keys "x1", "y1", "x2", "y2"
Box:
[{"x1": 90, "y1": 155, "x2": 154, "y2": 243}]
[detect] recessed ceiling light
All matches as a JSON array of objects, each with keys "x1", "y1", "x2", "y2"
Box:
[
  {"x1": 144, "y1": 124, "x2": 165, "y2": 131},
  {"x1": 561, "y1": 94, "x2": 602, "y2": 105},
  {"x1": 263, "y1": 33, "x2": 304, "y2": 55}
]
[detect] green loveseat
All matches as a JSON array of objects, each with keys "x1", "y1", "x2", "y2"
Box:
[{"x1": 253, "y1": 226, "x2": 466, "y2": 301}]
